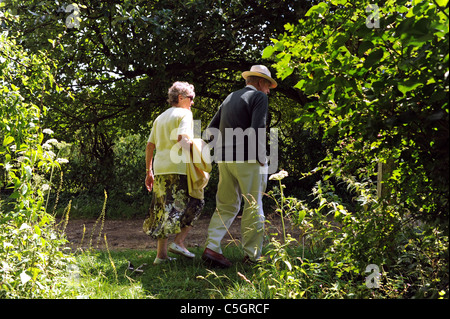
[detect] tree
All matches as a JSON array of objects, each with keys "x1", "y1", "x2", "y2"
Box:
[
  {"x1": 264, "y1": 0, "x2": 449, "y2": 223},
  {"x1": 261, "y1": 0, "x2": 448, "y2": 297},
  {"x1": 2, "y1": 0, "x2": 313, "y2": 193}
]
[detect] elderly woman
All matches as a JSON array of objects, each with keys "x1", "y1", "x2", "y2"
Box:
[{"x1": 144, "y1": 81, "x2": 204, "y2": 265}]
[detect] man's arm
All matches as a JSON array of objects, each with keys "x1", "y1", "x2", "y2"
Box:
[
  {"x1": 205, "y1": 106, "x2": 222, "y2": 145},
  {"x1": 208, "y1": 106, "x2": 222, "y2": 130},
  {"x1": 251, "y1": 92, "x2": 269, "y2": 166}
]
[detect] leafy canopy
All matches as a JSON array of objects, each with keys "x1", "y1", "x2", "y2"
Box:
[
  {"x1": 264, "y1": 0, "x2": 449, "y2": 221},
  {"x1": 2, "y1": 0, "x2": 313, "y2": 193}
]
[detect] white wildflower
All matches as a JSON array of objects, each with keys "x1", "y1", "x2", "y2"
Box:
[
  {"x1": 45, "y1": 150, "x2": 56, "y2": 159},
  {"x1": 56, "y1": 158, "x2": 69, "y2": 164},
  {"x1": 45, "y1": 138, "x2": 59, "y2": 145},
  {"x1": 269, "y1": 169, "x2": 288, "y2": 181}
]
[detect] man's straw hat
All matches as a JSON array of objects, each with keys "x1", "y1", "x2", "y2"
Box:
[{"x1": 242, "y1": 65, "x2": 277, "y2": 88}]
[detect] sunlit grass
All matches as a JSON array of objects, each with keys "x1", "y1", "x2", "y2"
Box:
[{"x1": 68, "y1": 246, "x2": 261, "y2": 299}]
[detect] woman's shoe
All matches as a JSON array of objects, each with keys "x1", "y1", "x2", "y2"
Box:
[
  {"x1": 168, "y1": 243, "x2": 195, "y2": 259},
  {"x1": 153, "y1": 256, "x2": 176, "y2": 265}
]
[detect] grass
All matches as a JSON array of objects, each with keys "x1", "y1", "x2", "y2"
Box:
[
  {"x1": 54, "y1": 189, "x2": 267, "y2": 299},
  {"x1": 68, "y1": 246, "x2": 265, "y2": 299},
  {"x1": 57, "y1": 191, "x2": 323, "y2": 300},
  {"x1": 53, "y1": 185, "x2": 449, "y2": 300},
  {"x1": 55, "y1": 188, "x2": 299, "y2": 299}
]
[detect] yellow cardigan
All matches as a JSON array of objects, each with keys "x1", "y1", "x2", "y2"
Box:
[{"x1": 186, "y1": 139, "x2": 212, "y2": 200}]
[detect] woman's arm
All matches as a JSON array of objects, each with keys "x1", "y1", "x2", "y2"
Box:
[{"x1": 145, "y1": 141, "x2": 155, "y2": 192}]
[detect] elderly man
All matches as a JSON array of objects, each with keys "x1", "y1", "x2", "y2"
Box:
[{"x1": 202, "y1": 65, "x2": 277, "y2": 268}]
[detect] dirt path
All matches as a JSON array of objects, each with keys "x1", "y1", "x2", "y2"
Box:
[{"x1": 62, "y1": 214, "x2": 300, "y2": 251}]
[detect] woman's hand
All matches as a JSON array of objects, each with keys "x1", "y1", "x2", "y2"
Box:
[
  {"x1": 145, "y1": 142, "x2": 155, "y2": 192},
  {"x1": 145, "y1": 172, "x2": 154, "y2": 192},
  {"x1": 178, "y1": 134, "x2": 193, "y2": 150}
]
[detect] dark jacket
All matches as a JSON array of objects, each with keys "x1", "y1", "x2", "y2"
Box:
[{"x1": 207, "y1": 86, "x2": 268, "y2": 164}]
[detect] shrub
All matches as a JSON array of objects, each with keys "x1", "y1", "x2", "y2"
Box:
[
  {"x1": 251, "y1": 170, "x2": 449, "y2": 298},
  {"x1": 256, "y1": 0, "x2": 449, "y2": 299},
  {"x1": 1, "y1": 32, "x2": 73, "y2": 298}
]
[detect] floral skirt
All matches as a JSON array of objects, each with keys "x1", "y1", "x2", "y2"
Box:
[{"x1": 143, "y1": 174, "x2": 204, "y2": 239}]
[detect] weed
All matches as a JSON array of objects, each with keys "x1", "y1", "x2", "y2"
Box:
[{"x1": 88, "y1": 190, "x2": 107, "y2": 250}]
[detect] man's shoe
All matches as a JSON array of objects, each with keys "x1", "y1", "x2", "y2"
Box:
[
  {"x1": 243, "y1": 255, "x2": 268, "y2": 265},
  {"x1": 202, "y1": 248, "x2": 232, "y2": 268},
  {"x1": 242, "y1": 255, "x2": 257, "y2": 265}
]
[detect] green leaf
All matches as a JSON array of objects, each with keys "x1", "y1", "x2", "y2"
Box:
[
  {"x1": 294, "y1": 79, "x2": 306, "y2": 90},
  {"x1": 262, "y1": 46, "x2": 276, "y2": 59},
  {"x1": 9, "y1": 191, "x2": 20, "y2": 199},
  {"x1": 398, "y1": 79, "x2": 423, "y2": 95},
  {"x1": 297, "y1": 210, "x2": 306, "y2": 223},
  {"x1": 333, "y1": 34, "x2": 349, "y2": 49},
  {"x1": 358, "y1": 41, "x2": 374, "y2": 56},
  {"x1": 34, "y1": 225, "x2": 42, "y2": 236},
  {"x1": 363, "y1": 48, "x2": 384, "y2": 69},
  {"x1": 435, "y1": 0, "x2": 449, "y2": 6},
  {"x1": 305, "y1": 2, "x2": 328, "y2": 17},
  {"x1": 279, "y1": 66, "x2": 294, "y2": 80},
  {"x1": 331, "y1": 0, "x2": 348, "y2": 4},
  {"x1": 3, "y1": 136, "x2": 14, "y2": 146},
  {"x1": 274, "y1": 41, "x2": 285, "y2": 52},
  {"x1": 396, "y1": 17, "x2": 414, "y2": 34},
  {"x1": 112, "y1": 17, "x2": 129, "y2": 26}
]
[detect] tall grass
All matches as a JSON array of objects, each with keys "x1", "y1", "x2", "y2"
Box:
[
  {"x1": 50, "y1": 170, "x2": 448, "y2": 299},
  {"x1": 64, "y1": 247, "x2": 261, "y2": 299},
  {"x1": 56, "y1": 190, "x2": 261, "y2": 299}
]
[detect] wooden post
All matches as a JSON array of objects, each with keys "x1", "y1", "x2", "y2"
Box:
[{"x1": 377, "y1": 158, "x2": 395, "y2": 198}]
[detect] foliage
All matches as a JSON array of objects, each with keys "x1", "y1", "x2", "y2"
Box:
[
  {"x1": 258, "y1": 0, "x2": 449, "y2": 299},
  {"x1": 264, "y1": 0, "x2": 449, "y2": 223},
  {"x1": 57, "y1": 246, "x2": 260, "y2": 299},
  {"x1": 0, "y1": 32, "x2": 73, "y2": 298},
  {"x1": 1, "y1": 0, "x2": 447, "y2": 300},
  {"x1": 267, "y1": 94, "x2": 335, "y2": 195},
  {"x1": 240, "y1": 171, "x2": 448, "y2": 298},
  {"x1": 50, "y1": 133, "x2": 151, "y2": 219},
  {"x1": 1, "y1": 0, "x2": 313, "y2": 198},
  {"x1": 2, "y1": 0, "x2": 329, "y2": 216}
]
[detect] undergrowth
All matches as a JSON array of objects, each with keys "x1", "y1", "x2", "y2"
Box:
[{"x1": 45, "y1": 168, "x2": 448, "y2": 299}]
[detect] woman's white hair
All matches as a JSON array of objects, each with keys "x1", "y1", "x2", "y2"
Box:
[{"x1": 167, "y1": 81, "x2": 195, "y2": 106}]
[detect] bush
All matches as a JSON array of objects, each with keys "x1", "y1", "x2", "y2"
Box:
[
  {"x1": 1, "y1": 33, "x2": 73, "y2": 298},
  {"x1": 253, "y1": 0, "x2": 449, "y2": 298},
  {"x1": 248, "y1": 170, "x2": 449, "y2": 298},
  {"x1": 265, "y1": 0, "x2": 449, "y2": 222}
]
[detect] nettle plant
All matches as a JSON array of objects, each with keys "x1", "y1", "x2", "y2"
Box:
[{"x1": 1, "y1": 33, "x2": 73, "y2": 298}]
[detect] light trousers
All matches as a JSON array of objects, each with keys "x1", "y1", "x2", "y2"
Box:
[{"x1": 205, "y1": 162, "x2": 267, "y2": 261}]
